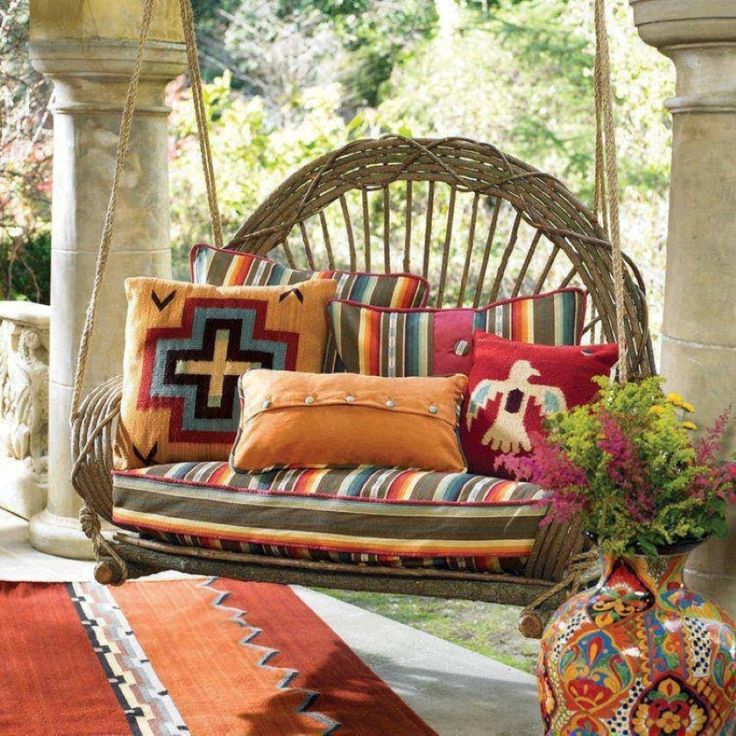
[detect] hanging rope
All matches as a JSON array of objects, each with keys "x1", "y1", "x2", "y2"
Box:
[
  {"x1": 593, "y1": 0, "x2": 629, "y2": 382},
  {"x1": 178, "y1": 0, "x2": 224, "y2": 249},
  {"x1": 69, "y1": 0, "x2": 157, "y2": 420},
  {"x1": 69, "y1": 0, "x2": 222, "y2": 422}
]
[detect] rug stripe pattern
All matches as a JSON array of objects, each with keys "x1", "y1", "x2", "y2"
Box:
[
  {"x1": 0, "y1": 582, "x2": 132, "y2": 735},
  {"x1": 67, "y1": 581, "x2": 188, "y2": 735}
]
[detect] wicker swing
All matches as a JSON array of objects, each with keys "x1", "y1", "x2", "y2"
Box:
[{"x1": 70, "y1": 0, "x2": 654, "y2": 638}]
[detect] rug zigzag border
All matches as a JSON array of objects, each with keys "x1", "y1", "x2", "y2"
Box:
[{"x1": 199, "y1": 577, "x2": 342, "y2": 735}]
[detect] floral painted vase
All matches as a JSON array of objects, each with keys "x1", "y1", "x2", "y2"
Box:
[{"x1": 538, "y1": 549, "x2": 736, "y2": 735}]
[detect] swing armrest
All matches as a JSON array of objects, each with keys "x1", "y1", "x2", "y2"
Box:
[{"x1": 71, "y1": 376, "x2": 123, "y2": 524}]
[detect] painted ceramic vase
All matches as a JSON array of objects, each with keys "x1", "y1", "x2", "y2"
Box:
[{"x1": 538, "y1": 549, "x2": 736, "y2": 735}]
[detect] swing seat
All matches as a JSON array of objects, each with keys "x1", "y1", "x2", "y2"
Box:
[
  {"x1": 111, "y1": 462, "x2": 548, "y2": 571},
  {"x1": 72, "y1": 136, "x2": 655, "y2": 637}
]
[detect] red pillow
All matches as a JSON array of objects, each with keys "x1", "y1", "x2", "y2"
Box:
[{"x1": 461, "y1": 333, "x2": 618, "y2": 477}]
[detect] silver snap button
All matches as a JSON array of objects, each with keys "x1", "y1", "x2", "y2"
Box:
[
  {"x1": 305, "y1": 395, "x2": 314, "y2": 405},
  {"x1": 346, "y1": 394, "x2": 355, "y2": 403},
  {"x1": 385, "y1": 398, "x2": 395, "y2": 408},
  {"x1": 454, "y1": 339, "x2": 471, "y2": 357},
  {"x1": 428, "y1": 404, "x2": 438, "y2": 414},
  {"x1": 262, "y1": 398, "x2": 271, "y2": 409}
]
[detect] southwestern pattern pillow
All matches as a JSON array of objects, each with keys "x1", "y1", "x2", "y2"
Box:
[
  {"x1": 114, "y1": 277, "x2": 336, "y2": 470},
  {"x1": 463, "y1": 332, "x2": 618, "y2": 476},
  {"x1": 328, "y1": 288, "x2": 587, "y2": 377},
  {"x1": 190, "y1": 244, "x2": 430, "y2": 371}
]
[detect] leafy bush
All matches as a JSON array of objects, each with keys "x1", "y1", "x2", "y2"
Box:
[
  {"x1": 0, "y1": 230, "x2": 51, "y2": 304},
  {"x1": 168, "y1": 74, "x2": 356, "y2": 278}
]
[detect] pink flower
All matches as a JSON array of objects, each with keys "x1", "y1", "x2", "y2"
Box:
[
  {"x1": 695, "y1": 407, "x2": 732, "y2": 465},
  {"x1": 597, "y1": 412, "x2": 656, "y2": 523},
  {"x1": 495, "y1": 434, "x2": 588, "y2": 525}
]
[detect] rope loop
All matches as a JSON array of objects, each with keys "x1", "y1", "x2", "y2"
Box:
[{"x1": 79, "y1": 503, "x2": 129, "y2": 583}]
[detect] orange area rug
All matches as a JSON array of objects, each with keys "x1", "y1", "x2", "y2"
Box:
[{"x1": 0, "y1": 578, "x2": 435, "y2": 735}]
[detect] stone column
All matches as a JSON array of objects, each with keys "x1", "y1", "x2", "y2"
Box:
[
  {"x1": 630, "y1": 0, "x2": 736, "y2": 613},
  {"x1": 28, "y1": 1, "x2": 185, "y2": 558}
]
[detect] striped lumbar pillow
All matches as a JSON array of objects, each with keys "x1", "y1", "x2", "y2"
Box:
[
  {"x1": 328, "y1": 288, "x2": 587, "y2": 377},
  {"x1": 190, "y1": 244, "x2": 430, "y2": 371}
]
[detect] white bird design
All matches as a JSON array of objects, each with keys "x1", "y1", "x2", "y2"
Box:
[{"x1": 466, "y1": 360, "x2": 567, "y2": 453}]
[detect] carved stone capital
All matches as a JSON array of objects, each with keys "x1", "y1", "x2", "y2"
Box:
[
  {"x1": 29, "y1": 39, "x2": 186, "y2": 116},
  {"x1": 630, "y1": 0, "x2": 736, "y2": 113}
]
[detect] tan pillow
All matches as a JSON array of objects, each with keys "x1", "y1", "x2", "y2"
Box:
[
  {"x1": 230, "y1": 370, "x2": 468, "y2": 473},
  {"x1": 115, "y1": 277, "x2": 336, "y2": 469}
]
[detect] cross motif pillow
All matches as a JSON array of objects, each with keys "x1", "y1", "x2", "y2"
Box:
[{"x1": 114, "y1": 277, "x2": 336, "y2": 469}]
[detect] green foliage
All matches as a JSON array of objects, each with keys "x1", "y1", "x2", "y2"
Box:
[
  {"x1": 169, "y1": 75, "x2": 354, "y2": 277},
  {"x1": 193, "y1": 0, "x2": 437, "y2": 114},
  {"x1": 0, "y1": 230, "x2": 51, "y2": 304},
  {"x1": 324, "y1": 0, "x2": 439, "y2": 107},
  {"x1": 539, "y1": 377, "x2": 734, "y2": 556},
  {"x1": 0, "y1": 0, "x2": 52, "y2": 303}
]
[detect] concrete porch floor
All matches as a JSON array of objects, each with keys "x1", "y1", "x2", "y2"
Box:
[{"x1": 0, "y1": 507, "x2": 541, "y2": 735}]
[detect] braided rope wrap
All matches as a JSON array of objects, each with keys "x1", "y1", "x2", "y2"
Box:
[{"x1": 71, "y1": 376, "x2": 126, "y2": 578}]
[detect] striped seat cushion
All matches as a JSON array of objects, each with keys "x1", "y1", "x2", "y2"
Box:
[{"x1": 112, "y1": 463, "x2": 547, "y2": 572}]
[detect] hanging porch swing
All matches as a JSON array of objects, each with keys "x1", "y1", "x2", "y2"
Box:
[{"x1": 70, "y1": 0, "x2": 655, "y2": 639}]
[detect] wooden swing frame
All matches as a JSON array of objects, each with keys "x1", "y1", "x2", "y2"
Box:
[{"x1": 69, "y1": 0, "x2": 654, "y2": 639}]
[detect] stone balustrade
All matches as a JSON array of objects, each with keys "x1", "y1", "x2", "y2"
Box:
[{"x1": 0, "y1": 301, "x2": 50, "y2": 519}]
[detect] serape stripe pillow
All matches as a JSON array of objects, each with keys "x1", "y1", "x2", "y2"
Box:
[
  {"x1": 328, "y1": 287, "x2": 587, "y2": 377},
  {"x1": 190, "y1": 244, "x2": 430, "y2": 372}
]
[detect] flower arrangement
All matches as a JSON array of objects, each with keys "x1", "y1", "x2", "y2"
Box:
[{"x1": 497, "y1": 377, "x2": 736, "y2": 556}]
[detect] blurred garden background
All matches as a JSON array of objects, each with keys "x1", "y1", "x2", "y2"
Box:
[{"x1": 1, "y1": 0, "x2": 674, "y2": 670}]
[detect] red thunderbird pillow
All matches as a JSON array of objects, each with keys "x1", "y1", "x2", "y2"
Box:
[{"x1": 461, "y1": 333, "x2": 619, "y2": 477}]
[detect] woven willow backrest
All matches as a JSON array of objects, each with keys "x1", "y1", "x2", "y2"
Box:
[{"x1": 226, "y1": 136, "x2": 655, "y2": 376}]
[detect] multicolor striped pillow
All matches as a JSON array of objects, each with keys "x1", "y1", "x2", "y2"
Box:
[
  {"x1": 190, "y1": 244, "x2": 430, "y2": 371},
  {"x1": 328, "y1": 288, "x2": 587, "y2": 377}
]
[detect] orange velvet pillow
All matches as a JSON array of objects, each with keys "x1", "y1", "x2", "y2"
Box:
[{"x1": 230, "y1": 370, "x2": 468, "y2": 473}]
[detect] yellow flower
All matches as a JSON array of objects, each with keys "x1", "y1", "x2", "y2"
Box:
[
  {"x1": 667, "y1": 392, "x2": 685, "y2": 407},
  {"x1": 656, "y1": 711, "x2": 683, "y2": 733},
  {"x1": 682, "y1": 401, "x2": 696, "y2": 413},
  {"x1": 649, "y1": 405, "x2": 666, "y2": 416},
  {"x1": 682, "y1": 421, "x2": 697, "y2": 431}
]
